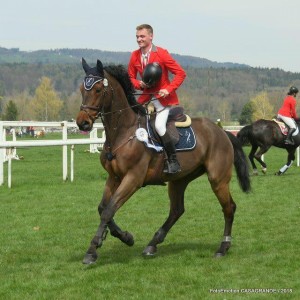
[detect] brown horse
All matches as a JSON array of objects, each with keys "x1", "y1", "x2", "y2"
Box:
[{"x1": 76, "y1": 58, "x2": 251, "y2": 264}]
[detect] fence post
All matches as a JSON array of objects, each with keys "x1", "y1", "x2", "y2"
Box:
[
  {"x1": 8, "y1": 148, "x2": 12, "y2": 188},
  {"x1": 62, "y1": 121, "x2": 68, "y2": 181},
  {"x1": 70, "y1": 145, "x2": 74, "y2": 182},
  {"x1": 89, "y1": 128, "x2": 100, "y2": 153}
]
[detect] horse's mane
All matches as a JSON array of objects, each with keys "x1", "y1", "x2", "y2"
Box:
[{"x1": 104, "y1": 64, "x2": 146, "y2": 115}]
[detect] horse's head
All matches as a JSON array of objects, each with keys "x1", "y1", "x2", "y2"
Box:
[{"x1": 76, "y1": 58, "x2": 109, "y2": 132}]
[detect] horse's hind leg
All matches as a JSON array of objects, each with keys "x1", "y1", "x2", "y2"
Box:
[
  {"x1": 143, "y1": 180, "x2": 188, "y2": 256},
  {"x1": 254, "y1": 146, "x2": 270, "y2": 174},
  {"x1": 210, "y1": 181, "x2": 236, "y2": 257},
  {"x1": 249, "y1": 144, "x2": 259, "y2": 175}
]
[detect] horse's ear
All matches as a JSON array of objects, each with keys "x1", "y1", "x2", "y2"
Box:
[
  {"x1": 97, "y1": 59, "x2": 104, "y2": 77},
  {"x1": 82, "y1": 58, "x2": 90, "y2": 74}
]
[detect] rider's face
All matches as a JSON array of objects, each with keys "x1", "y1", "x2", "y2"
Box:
[{"x1": 136, "y1": 29, "x2": 153, "y2": 51}]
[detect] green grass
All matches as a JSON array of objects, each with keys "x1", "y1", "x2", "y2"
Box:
[{"x1": 0, "y1": 143, "x2": 299, "y2": 299}]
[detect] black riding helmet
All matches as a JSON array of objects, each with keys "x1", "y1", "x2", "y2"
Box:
[
  {"x1": 288, "y1": 86, "x2": 299, "y2": 95},
  {"x1": 142, "y1": 62, "x2": 162, "y2": 88}
]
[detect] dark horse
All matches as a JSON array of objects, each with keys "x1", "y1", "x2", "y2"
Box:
[
  {"x1": 237, "y1": 119, "x2": 300, "y2": 175},
  {"x1": 76, "y1": 58, "x2": 251, "y2": 264}
]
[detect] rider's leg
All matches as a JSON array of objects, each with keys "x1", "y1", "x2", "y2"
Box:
[
  {"x1": 277, "y1": 114, "x2": 297, "y2": 145},
  {"x1": 152, "y1": 100, "x2": 181, "y2": 174}
]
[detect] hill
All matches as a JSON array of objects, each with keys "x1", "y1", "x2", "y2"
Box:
[
  {"x1": 1, "y1": 46, "x2": 300, "y2": 123},
  {"x1": 0, "y1": 46, "x2": 249, "y2": 69}
]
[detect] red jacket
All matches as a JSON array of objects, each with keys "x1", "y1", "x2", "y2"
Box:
[
  {"x1": 278, "y1": 95, "x2": 298, "y2": 118},
  {"x1": 128, "y1": 45, "x2": 186, "y2": 106}
]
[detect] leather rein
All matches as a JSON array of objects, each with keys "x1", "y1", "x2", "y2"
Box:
[{"x1": 79, "y1": 75, "x2": 154, "y2": 160}]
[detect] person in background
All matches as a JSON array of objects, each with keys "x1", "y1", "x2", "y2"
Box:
[
  {"x1": 277, "y1": 86, "x2": 299, "y2": 145},
  {"x1": 128, "y1": 24, "x2": 186, "y2": 174}
]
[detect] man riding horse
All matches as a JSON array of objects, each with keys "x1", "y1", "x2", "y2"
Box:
[
  {"x1": 128, "y1": 24, "x2": 186, "y2": 174},
  {"x1": 277, "y1": 86, "x2": 299, "y2": 145}
]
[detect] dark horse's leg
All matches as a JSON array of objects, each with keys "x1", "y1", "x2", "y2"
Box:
[
  {"x1": 143, "y1": 179, "x2": 189, "y2": 255},
  {"x1": 275, "y1": 147, "x2": 296, "y2": 175},
  {"x1": 251, "y1": 144, "x2": 270, "y2": 175},
  {"x1": 248, "y1": 144, "x2": 259, "y2": 175}
]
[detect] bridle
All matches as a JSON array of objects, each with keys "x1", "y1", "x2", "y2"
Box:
[
  {"x1": 80, "y1": 75, "x2": 158, "y2": 122},
  {"x1": 80, "y1": 75, "x2": 113, "y2": 122},
  {"x1": 79, "y1": 74, "x2": 163, "y2": 160}
]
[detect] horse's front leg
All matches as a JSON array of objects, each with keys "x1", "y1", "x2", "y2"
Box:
[
  {"x1": 95, "y1": 175, "x2": 135, "y2": 246},
  {"x1": 275, "y1": 148, "x2": 295, "y2": 175},
  {"x1": 83, "y1": 173, "x2": 142, "y2": 264},
  {"x1": 107, "y1": 219, "x2": 134, "y2": 246}
]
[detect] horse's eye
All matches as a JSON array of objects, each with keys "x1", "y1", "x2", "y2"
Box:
[{"x1": 96, "y1": 89, "x2": 101, "y2": 93}]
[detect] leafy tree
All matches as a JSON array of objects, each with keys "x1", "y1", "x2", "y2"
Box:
[
  {"x1": 239, "y1": 101, "x2": 254, "y2": 125},
  {"x1": 0, "y1": 96, "x2": 3, "y2": 119},
  {"x1": 3, "y1": 100, "x2": 18, "y2": 120},
  {"x1": 62, "y1": 91, "x2": 81, "y2": 120},
  {"x1": 251, "y1": 91, "x2": 274, "y2": 121},
  {"x1": 9, "y1": 90, "x2": 33, "y2": 120},
  {"x1": 216, "y1": 100, "x2": 231, "y2": 123},
  {"x1": 29, "y1": 77, "x2": 63, "y2": 121}
]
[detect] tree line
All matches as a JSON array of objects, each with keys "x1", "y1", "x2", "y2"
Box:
[{"x1": 1, "y1": 56, "x2": 300, "y2": 124}]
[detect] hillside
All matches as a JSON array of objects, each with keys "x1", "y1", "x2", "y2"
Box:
[
  {"x1": 0, "y1": 46, "x2": 249, "y2": 69},
  {"x1": 1, "y1": 46, "x2": 300, "y2": 123}
]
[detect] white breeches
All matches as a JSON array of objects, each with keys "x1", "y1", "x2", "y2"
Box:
[
  {"x1": 152, "y1": 99, "x2": 171, "y2": 136},
  {"x1": 277, "y1": 114, "x2": 296, "y2": 129}
]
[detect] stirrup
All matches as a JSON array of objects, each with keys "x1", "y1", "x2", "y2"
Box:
[
  {"x1": 285, "y1": 139, "x2": 294, "y2": 145},
  {"x1": 163, "y1": 159, "x2": 181, "y2": 174}
]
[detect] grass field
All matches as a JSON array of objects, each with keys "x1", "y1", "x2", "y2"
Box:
[{"x1": 0, "y1": 140, "x2": 299, "y2": 299}]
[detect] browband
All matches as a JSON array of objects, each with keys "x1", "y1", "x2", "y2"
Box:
[{"x1": 83, "y1": 76, "x2": 104, "y2": 90}]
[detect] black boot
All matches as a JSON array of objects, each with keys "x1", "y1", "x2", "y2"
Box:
[
  {"x1": 160, "y1": 132, "x2": 181, "y2": 174},
  {"x1": 285, "y1": 128, "x2": 296, "y2": 145}
]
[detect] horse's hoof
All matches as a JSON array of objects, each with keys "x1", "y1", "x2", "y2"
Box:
[
  {"x1": 261, "y1": 168, "x2": 267, "y2": 174},
  {"x1": 252, "y1": 170, "x2": 258, "y2": 176},
  {"x1": 123, "y1": 231, "x2": 134, "y2": 246},
  {"x1": 142, "y1": 246, "x2": 157, "y2": 256},
  {"x1": 275, "y1": 171, "x2": 282, "y2": 176},
  {"x1": 215, "y1": 241, "x2": 230, "y2": 257},
  {"x1": 82, "y1": 252, "x2": 98, "y2": 264},
  {"x1": 214, "y1": 252, "x2": 225, "y2": 258}
]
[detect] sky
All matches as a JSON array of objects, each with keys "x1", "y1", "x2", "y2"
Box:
[{"x1": 1, "y1": 0, "x2": 300, "y2": 72}]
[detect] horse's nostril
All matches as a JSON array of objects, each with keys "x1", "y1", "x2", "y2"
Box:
[{"x1": 77, "y1": 121, "x2": 91, "y2": 132}]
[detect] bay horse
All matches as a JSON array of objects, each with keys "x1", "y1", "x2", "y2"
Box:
[
  {"x1": 76, "y1": 58, "x2": 251, "y2": 264},
  {"x1": 237, "y1": 119, "x2": 300, "y2": 175}
]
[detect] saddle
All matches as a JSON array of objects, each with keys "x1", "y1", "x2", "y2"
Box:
[
  {"x1": 272, "y1": 118, "x2": 288, "y2": 135},
  {"x1": 148, "y1": 106, "x2": 192, "y2": 144}
]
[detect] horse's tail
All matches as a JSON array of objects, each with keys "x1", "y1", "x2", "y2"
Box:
[
  {"x1": 236, "y1": 124, "x2": 252, "y2": 146},
  {"x1": 225, "y1": 131, "x2": 251, "y2": 193}
]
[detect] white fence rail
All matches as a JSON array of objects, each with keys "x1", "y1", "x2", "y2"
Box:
[
  {"x1": 1, "y1": 122, "x2": 298, "y2": 188},
  {"x1": 0, "y1": 121, "x2": 105, "y2": 188}
]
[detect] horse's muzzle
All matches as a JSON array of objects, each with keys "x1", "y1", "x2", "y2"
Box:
[{"x1": 76, "y1": 111, "x2": 93, "y2": 132}]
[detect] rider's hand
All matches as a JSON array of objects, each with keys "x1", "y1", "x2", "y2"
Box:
[
  {"x1": 140, "y1": 81, "x2": 148, "y2": 89},
  {"x1": 158, "y1": 89, "x2": 169, "y2": 98}
]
